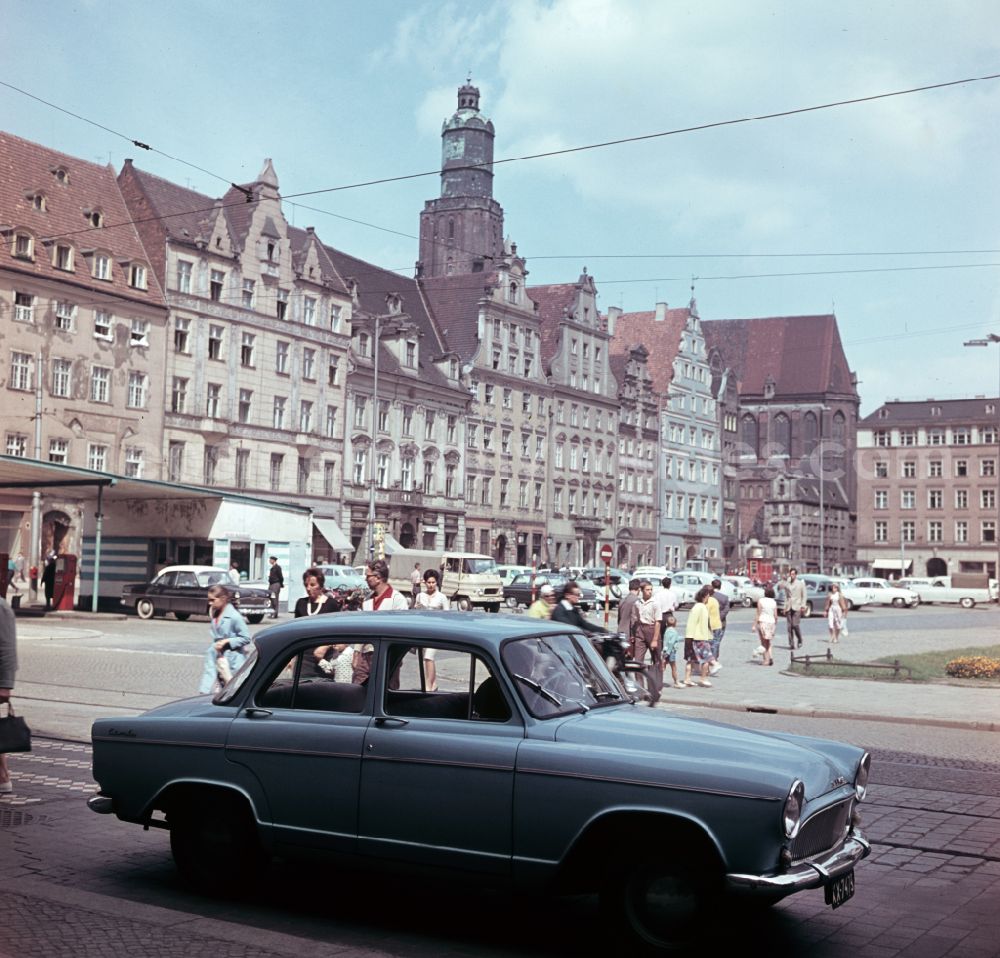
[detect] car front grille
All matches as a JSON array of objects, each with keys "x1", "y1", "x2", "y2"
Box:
[{"x1": 791, "y1": 799, "x2": 852, "y2": 860}]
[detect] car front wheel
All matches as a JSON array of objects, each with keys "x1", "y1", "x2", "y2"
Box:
[
  {"x1": 803, "y1": 602, "x2": 813, "y2": 618},
  {"x1": 960, "y1": 597, "x2": 976, "y2": 609},
  {"x1": 845, "y1": 599, "x2": 856, "y2": 611},
  {"x1": 891, "y1": 597, "x2": 905, "y2": 608},
  {"x1": 136, "y1": 598, "x2": 155, "y2": 620},
  {"x1": 506, "y1": 595, "x2": 519, "y2": 608}
]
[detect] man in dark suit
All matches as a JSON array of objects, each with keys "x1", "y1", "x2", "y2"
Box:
[
  {"x1": 267, "y1": 556, "x2": 284, "y2": 617},
  {"x1": 551, "y1": 580, "x2": 603, "y2": 634}
]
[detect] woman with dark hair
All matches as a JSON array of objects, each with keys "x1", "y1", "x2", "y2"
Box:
[
  {"x1": 683, "y1": 586, "x2": 714, "y2": 687},
  {"x1": 295, "y1": 567, "x2": 338, "y2": 618},
  {"x1": 198, "y1": 583, "x2": 250, "y2": 694}
]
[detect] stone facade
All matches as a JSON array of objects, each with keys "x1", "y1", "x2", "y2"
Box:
[{"x1": 856, "y1": 398, "x2": 1000, "y2": 579}]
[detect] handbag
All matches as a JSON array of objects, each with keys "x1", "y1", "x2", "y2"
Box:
[
  {"x1": 840, "y1": 621, "x2": 850, "y2": 638},
  {"x1": 0, "y1": 704, "x2": 32, "y2": 753}
]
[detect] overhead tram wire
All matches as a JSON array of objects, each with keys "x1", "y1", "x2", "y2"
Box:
[{"x1": 25, "y1": 69, "x2": 1000, "y2": 249}]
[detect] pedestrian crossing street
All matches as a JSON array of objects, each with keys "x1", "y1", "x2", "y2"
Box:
[{"x1": 0, "y1": 739, "x2": 96, "y2": 806}]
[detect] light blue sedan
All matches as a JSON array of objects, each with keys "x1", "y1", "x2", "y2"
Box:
[{"x1": 89, "y1": 612, "x2": 871, "y2": 951}]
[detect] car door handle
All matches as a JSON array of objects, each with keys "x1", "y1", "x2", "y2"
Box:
[
  {"x1": 373, "y1": 716, "x2": 409, "y2": 728},
  {"x1": 243, "y1": 707, "x2": 272, "y2": 719}
]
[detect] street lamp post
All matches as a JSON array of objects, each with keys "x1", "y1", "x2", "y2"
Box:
[
  {"x1": 367, "y1": 314, "x2": 402, "y2": 562},
  {"x1": 963, "y1": 334, "x2": 1000, "y2": 582}
]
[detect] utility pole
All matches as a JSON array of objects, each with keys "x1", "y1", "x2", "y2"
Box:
[{"x1": 29, "y1": 351, "x2": 43, "y2": 604}]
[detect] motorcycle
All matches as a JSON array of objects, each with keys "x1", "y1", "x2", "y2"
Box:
[
  {"x1": 591, "y1": 631, "x2": 655, "y2": 706},
  {"x1": 325, "y1": 586, "x2": 366, "y2": 612}
]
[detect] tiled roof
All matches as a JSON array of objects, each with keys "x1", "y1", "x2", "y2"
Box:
[
  {"x1": 526, "y1": 283, "x2": 578, "y2": 370},
  {"x1": 322, "y1": 244, "x2": 452, "y2": 387},
  {"x1": 119, "y1": 161, "x2": 217, "y2": 245},
  {"x1": 860, "y1": 397, "x2": 999, "y2": 426},
  {"x1": 288, "y1": 226, "x2": 350, "y2": 296},
  {"x1": 702, "y1": 315, "x2": 856, "y2": 398},
  {"x1": 417, "y1": 272, "x2": 498, "y2": 361},
  {"x1": 0, "y1": 131, "x2": 165, "y2": 307},
  {"x1": 608, "y1": 307, "x2": 689, "y2": 397}
]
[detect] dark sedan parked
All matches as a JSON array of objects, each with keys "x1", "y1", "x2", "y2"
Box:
[
  {"x1": 504, "y1": 574, "x2": 598, "y2": 610},
  {"x1": 121, "y1": 565, "x2": 273, "y2": 623}
]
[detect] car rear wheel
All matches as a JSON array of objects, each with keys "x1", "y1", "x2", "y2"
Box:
[
  {"x1": 742, "y1": 596, "x2": 753, "y2": 608},
  {"x1": 456, "y1": 597, "x2": 471, "y2": 611},
  {"x1": 602, "y1": 853, "x2": 715, "y2": 953},
  {"x1": 169, "y1": 792, "x2": 264, "y2": 894},
  {"x1": 803, "y1": 602, "x2": 813, "y2": 618},
  {"x1": 845, "y1": 599, "x2": 856, "y2": 611},
  {"x1": 174, "y1": 612, "x2": 191, "y2": 621},
  {"x1": 136, "y1": 598, "x2": 155, "y2": 620},
  {"x1": 960, "y1": 597, "x2": 975, "y2": 609},
  {"x1": 891, "y1": 597, "x2": 905, "y2": 608}
]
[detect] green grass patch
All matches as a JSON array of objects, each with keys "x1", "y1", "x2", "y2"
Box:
[{"x1": 788, "y1": 644, "x2": 1000, "y2": 682}]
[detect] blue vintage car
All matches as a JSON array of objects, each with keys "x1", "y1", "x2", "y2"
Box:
[{"x1": 89, "y1": 612, "x2": 871, "y2": 951}]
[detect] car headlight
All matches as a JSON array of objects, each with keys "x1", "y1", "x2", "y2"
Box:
[
  {"x1": 783, "y1": 780, "x2": 805, "y2": 838},
  {"x1": 854, "y1": 752, "x2": 871, "y2": 801}
]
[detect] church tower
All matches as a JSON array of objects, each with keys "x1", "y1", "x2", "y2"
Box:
[{"x1": 417, "y1": 82, "x2": 505, "y2": 277}]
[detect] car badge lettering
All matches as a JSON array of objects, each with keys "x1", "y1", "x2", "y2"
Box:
[
  {"x1": 108, "y1": 728, "x2": 137, "y2": 737},
  {"x1": 832, "y1": 775, "x2": 847, "y2": 787}
]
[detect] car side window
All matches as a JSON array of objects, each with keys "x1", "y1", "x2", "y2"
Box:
[
  {"x1": 155, "y1": 572, "x2": 176, "y2": 588},
  {"x1": 256, "y1": 645, "x2": 369, "y2": 713},
  {"x1": 446, "y1": 558, "x2": 460, "y2": 573},
  {"x1": 384, "y1": 645, "x2": 511, "y2": 723},
  {"x1": 175, "y1": 572, "x2": 198, "y2": 588}
]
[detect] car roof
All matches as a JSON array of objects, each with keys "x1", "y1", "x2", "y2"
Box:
[
  {"x1": 252, "y1": 611, "x2": 575, "y2": 659},
  {"x1": 156, "y1": 565, "x2": 227, "y2": 576}
]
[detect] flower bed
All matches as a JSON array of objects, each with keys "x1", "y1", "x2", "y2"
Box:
[{"x1": 945, "y1": 656, "x2": 1000, "y2": 679}]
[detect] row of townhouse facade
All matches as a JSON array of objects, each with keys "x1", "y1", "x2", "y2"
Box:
[
  {"x1": 856, "y1": 399, "x2": 1000, "y2": 579},
  {"x1": 1, "y1": 83, "x2": 864, "y2": 580}
]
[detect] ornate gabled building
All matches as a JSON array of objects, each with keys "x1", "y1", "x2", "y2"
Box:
[
  {"x1": 323, "y1": 245, "x2": 470, "y2": 559},
  {"x1": 0, "y1": 131, "x2": 168, "y2": 562},
  {"x1": 611, "y1": 300, "x2": 723, "y2": 570},
  {"x1": 606, "y1": 336, "x2": 661, "y2": 568},
  {"x1": 530, "y1": 272, "x2": 620, "y2": 568},
  {"x1": 419, "y1": 243, "x2": 549, "y2": 564},
  {"x1": 118, "y1": 158, "x2": 355, "y2": 570},
  {"x1": 702, "y1": 314, "x2": 860, "y2": 574}
]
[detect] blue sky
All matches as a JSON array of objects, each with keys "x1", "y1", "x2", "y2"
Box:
[{"x1": 4, "y1": 0, "x2": 1000, "y2": 414}]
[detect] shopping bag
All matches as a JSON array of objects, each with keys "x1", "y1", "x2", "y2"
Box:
[
  {"x1": 0, "y1": 704, "x2": 32, "y2": 753},
  {"x1": 841, "y1": 621, "x2": 849, "y2": 638}
]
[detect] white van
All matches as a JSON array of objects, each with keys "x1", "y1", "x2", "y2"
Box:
[{"x1": 389, "y1": 549, "x2": 504, "y2": 612}]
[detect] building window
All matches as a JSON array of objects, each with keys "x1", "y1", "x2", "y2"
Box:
[
  {"x1": 983, "y1": 489, "x2": 997, "y2": 510},
  {"x1": 981, "y1": 459, "x2": 996, "y2": 477},
  {"x1": 9, "y1": 352, "x2": 33, "y2": 391},
  {"x1": 404, "y1": 342, "x2": 416, "y2": 367},
  {"x1": 352, "y1": 449, "x2": 366, "y2": 485},
  {"x1": 297, "y1": 457, "x2": 311, "y2": 495},
  {"x1": 302, "y1": 347, "x2": 316, "y2": 380},
  {"x1": 168, "y1": 442, "x2": 184, "y2": 482},
  {"x1": 901, "y1": 520, "x2": 915, "y2": 543},
  {"x1": 424, "y1": 411, "x2": 436, "y2": 441},
  {"x1": 5, "y1": 434, "x2": 27, "y2": 457},
  {"x1": 481, "y1": 476, "x2": 492, "y2": 506},
  {"x1": 570, "y1": 405, "x2": 579, "y2": 427},
  {"x1": 927, "y1": 428, "x2": 945, "y2": 446},
  {"x1": 953, "y1": 428, "x2": 971, "y2": 445},
  {"x1": 210, "y1": 270, "x2": 224, "y2": 301},
  {"x1": 953, "y1": 460, "x2": 967, "y2": 478},
  {"x1": 52, "y1": 301, "x2": 76, "y2": 332},
  {"x1": 276, "y1": 289, "x2": 289, "y2": 321},
  {"x1": 90, "y1": 366, "x2": 110, "y2": 403},
  {"x1": 772, "y1": 413, "x2": 791, "y2": 456},
  {"x1": 13, "y1": 292, "x2": 34, "y2": 324},
  {"x1": 325, "y1": 405, "x2": 337, "y2": 439},
  {"x1": 54, "y1": 244, "x2": 74, "y2": 271},
  {"x1": 981, "y1": 520, "x2": 996, "y2": 544},
  {"x1": 299, "y1": 400, "x2": 313, "y2": 433},
  {"x1": 956, "y1": 488, "x2": 969, "y2": 509},
  {"x1": 238, "y1": 388, "x2": 252, "y2": 423},
  {"x1": 401, "y1": 455, "x2": 414, "y2": 491},
  {"x1": 482, "y1": 425, "x2": 493, "y2": 451},
  {"x1": 51, "y1": 358, "x2": 72, "y2": 398},
  {"x1": 873, "y1": 520, "x2": 888, "y2": 543},
  {"x1": 269, "y1": 453, "x2": 284, "y2": 491},
  {"x1": 329, "y1": 304, "x2": 342, "y2": 331},
  {"x1": 323, "y1": 460, "x2": 337, "y2": 497},
  {"x1": 240, "y1": 332, "x2": 255, "y2": 367},
  {"x1": 423, "y1": 459, "x2": 435, "y2": 495},
  {"x1": 171, "y1": 377, "x2": 188, "y2": 413},
  {"x1": 447, "y1": 415, "x2": 457, "y2": 444},
  {"x1": 358, "y1": 332, "x2": 370, "y2": 358},
  {"x1": 208, "y1": 325, "x2": 224, "y2": 360},
  {"x1": 177, "y1": 260, "x2": 192, "y2": 293},
  {"x1": 129, "y1": 264, "x2": 147, "y2": 289},
  {"x1": 927, "y1": 520, "x2": 943, "y2": 543},
  {"x1": 13, "y1": 232, "x2": 33, "y2": 260},
  {"x1": 48, "y1": 438, "x2": 68, "y2": 464},
  {"x1": 241, "y1": 278, "x2": 255, "y2": 309},
  {"x1": 235, "y1": 449, "x2": 250, "y2": 489},
  {"x1": 272, "y1": 396, "x2": 286, "y2": 430},
  {"x1": 378, "y1": 400, "x2": 389, "y2": 432},
  {"x1": 127, "y1": 371, "x2": 148, "y2": 409},
  {"x1": 94, "y1": 254, "x2": 111, "y2": 281},
  {"x1": 205, "y1": 383, "x2": 221, "y2": 418},
  {"x1": 444, "y1": 462, "x2": 456, "y2": 497},
  {"x1": 465, "y1": 474, "x2": 476, "y2": 503},
  {"x1": 303, "y1": 297, "x2": 316, "y2": 326},
  {"x1": 902, "y1": 461, "x2": 916, "y2": 478},
  {"x1": 328, "y1": 356, "x2": 340, "y2": 386},
  {"x1": 501, "y1": 429, "x2": 512, "y2": 455},
  {"x1": 898, "y1": 428, "x2": 917, "y2": 446},
  {"x1": 126, "y1": 317, "x2": 148, "y2": 347},
  {"x1": 354, "y1": 396, "x2": 367, "y2": 429},
  {"x1": 502, "y1": 387, "x2": 513, "y2": 410},
  {"x1": 555, "y1": 443, "x2": 564, "y2": 468},
  {"x1": 376, "y1": 453, "x2": 390, "y2": 489},
  {"x1": 88, "y1": 443, "x2": 108, "y2": 472},
  {"x1": 401, "y1": 405, "x2": 414, "y2": 436},
  {"x1": 955, "y1": 520, "x2": 968, "y2": 543},
  {"x1": 873, "y1": 430, "x2": 891, "y2": 447},
  {"x1": 928, "y1": 489, "x2": 943, "y2": 510},
  {"x1": 499, "y1": 478, "x2": 510, "y2": 507},
  {"x1": 485, "y1": 383, "x2": 495, "y2": 405},
  {"x1": 198, "y1": 445, "x2": 218, "y2": 485},
  {"x1": 276, "y1": 341, "x2": 289, "y2": 374},
  {"x1": 174, "y1": 317, "x2": 191, "y2": 353}
]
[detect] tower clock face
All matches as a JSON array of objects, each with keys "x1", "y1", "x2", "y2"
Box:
[{"x1": 444, "y1": 135, "x2": 465, "y2": 160}]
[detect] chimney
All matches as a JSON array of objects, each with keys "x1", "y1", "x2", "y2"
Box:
[
  {"x1": 654, "y1": 302, "x2": 668, "y2": 322},
  {"x1": 607, "y1": 306, "x2": 621, "y2": 336}
]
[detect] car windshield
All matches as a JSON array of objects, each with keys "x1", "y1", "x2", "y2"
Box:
[
  {"x1": 463, "y1": 558, "x2": 498, "y2": 574},
  {"x1": 213, "y1": 644, "x2": 258, "y2": 704},
  {"x1": 197, "y1": 570, "x2": 232, "y2": 587},
  {"x1": 501, "y1": 633, "x2": 623, "y2": 718}
]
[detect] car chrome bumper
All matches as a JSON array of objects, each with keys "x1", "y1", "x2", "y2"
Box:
[
  {"x1": 87, "y1": 794, "x2": 114, "y2": 815},
  {"x1": 726, "y1": 831, "x2": 870, "y2": 895}
]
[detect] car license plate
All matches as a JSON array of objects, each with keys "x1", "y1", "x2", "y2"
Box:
[{"x1": 824, "y1": 869, "x2": 855, "y2": 909}]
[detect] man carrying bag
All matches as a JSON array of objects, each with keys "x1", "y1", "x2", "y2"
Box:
[{"x1": 0, "y1": 594, "x2": 30, "y2": 794}]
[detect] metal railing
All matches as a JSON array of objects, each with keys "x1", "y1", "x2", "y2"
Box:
[{"x1": 791, "y1": 649, "x2": 912, "y2": 679}]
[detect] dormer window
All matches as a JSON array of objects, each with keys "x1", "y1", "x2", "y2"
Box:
[
  {"x1": 12, "y1": 232, "x2": 33, "y2": 260},
  {"x1": 52, "y1": 167, "x2": 70, "y2": 185},
  {"x1": 404, "y1": 341, "x2": 417, "y2": 368},
  {"x1": 129, "y1": 263, "x2": 148, "y2": 289},
  {"x1": 931, "y1": 406, "x2": 941, "y2": 417},
  {"x1": 27, "y1": 191, "x2": 47, "y2": 211},
  {"x1": 93, "y1": 253, "x2": 112, "y2": 281},
  {"x1": 83, "y1": 208, "x2": 103, "y2": 228},
  {"x1": 507, "y1": 282, "x2": 517, "y2": 303},
  {"x1": 877, "y1": 408, "x2": 890, "y2": 419},
  {"x1": 266, "y1": 241, "x2": 277, "y2": 262},
  {"x1": 358, "y1": 332, "x2": 370, "y2": 358},
  {"x1": 386, "y1": 293, "x2": 402, "y2": 315},
  {"x1": 54, "y1": 244, "x2": 74, "y2": 271}
]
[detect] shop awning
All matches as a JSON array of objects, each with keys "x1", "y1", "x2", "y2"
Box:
[
  {"x1": 312, "y1": 516, "x2": 352, "y2": 552},
  {"x1": 383, "y1": 532, "x2": 403, "y2": 555},
  {"x1": 871, "y1": 558, "x2": 913, "y2": 571}
]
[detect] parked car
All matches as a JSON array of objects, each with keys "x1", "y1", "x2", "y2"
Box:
[
  {"x1": 850, "y1": 578, "x2": 920, "y2": 608},
  {"x1": 497, "y1": 565, "x2": 534, "y2": 587},
  {"x1": 727, "y1": 576, "x2": 764, "y2": 608},
  {"x1": 580, "y1": 567, "x2": 629, "y2": 609},
  {"x1": 897, "y1": 576, "x2": 996, "y2": 608},
  {"x1": 314, "y1": 565, "x2": 368, "y2": 594},
  {"x1": 789, "y1": 575, "x2": 873, "y2": 617},
  {"x1": 89, "y1": 612, "x2": 872, "y2": 950},
  {"x1": 121, "y1": 566, "x2": 273, "y2": 624},
  {"x1": 505, "y1": 573, "x2": 599, "y2": 611}
]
